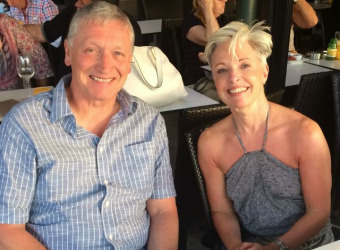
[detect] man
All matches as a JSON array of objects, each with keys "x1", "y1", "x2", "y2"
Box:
[
  {"x1": 290, "y1": 0, "x2": 318, "y2": 52},
  {"x1": 0, "y1": 2, "x2": 178, "y2": 249},
  {"x1": 25, "y1": 0, "x2": 142, "y2": 84},
  {"x1": 7, "y1": 0, "x2": 58, "y2": 24}
]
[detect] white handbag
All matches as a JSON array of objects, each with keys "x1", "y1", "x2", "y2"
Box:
[{"x1": 123, "y1": 46, "x2": 188, "y2": 108}]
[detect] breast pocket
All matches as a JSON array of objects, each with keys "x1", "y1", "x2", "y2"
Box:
[{"x1": 120, "y1": 141, "x2": 156, "y2": 191}]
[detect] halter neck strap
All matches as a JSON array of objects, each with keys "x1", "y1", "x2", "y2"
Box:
[{"x1": 232, "y1": 104, "x2": 271, "y2": 153}]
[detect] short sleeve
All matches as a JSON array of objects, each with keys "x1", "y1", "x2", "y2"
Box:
[
  {"x1": 0, "y1": 112, "x2": 37, "y2": 224},
  {"x1": 151, "y1": 114, "x2": 176, "y2": 199}
]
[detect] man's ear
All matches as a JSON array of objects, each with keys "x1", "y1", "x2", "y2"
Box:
[{"x1": 64, "y1": 39, "x2": 71, "y2": 66}]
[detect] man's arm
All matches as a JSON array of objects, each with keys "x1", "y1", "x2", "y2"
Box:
[
  {"x1": 0, "y1": 224, "x2": 46, "y2": 249},
  {"x1": 24, "y1": 24, "x2": 46, "y2": 43},
  {"x1": 146, "y1": 197, "x2": 178, "y2": 250},
  {"x1": 292, "y1": 0, "x2": 318, "y2": 29}
]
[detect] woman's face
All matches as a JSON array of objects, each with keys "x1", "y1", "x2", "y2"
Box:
[
  {"x1": 7, "y1": 0, "x2": 26, "y2": 9},
  {"x1": 210, "y1": 40, "x2": 269, "y2": 109},
  {"x1": 213, "y1": 0, "x2": 226, "y2": 17}
]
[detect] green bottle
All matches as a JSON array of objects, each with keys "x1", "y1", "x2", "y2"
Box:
[{"x1": 326, "y1": 38, "x2": 337, "y2": 61}]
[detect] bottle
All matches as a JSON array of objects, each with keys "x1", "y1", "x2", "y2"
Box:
[{"x1": 326, "y1": 38, "x2": 337, "y2": 61}]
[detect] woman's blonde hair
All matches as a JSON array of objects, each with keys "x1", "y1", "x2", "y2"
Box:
[
  {"x1": 192, "y1": 0, "x2": 205, "y2": 24},
  {"x1": 204, "y1": 21, "x2": 273, "y2": 65}
]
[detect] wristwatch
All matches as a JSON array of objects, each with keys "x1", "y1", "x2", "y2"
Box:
[{"x1": 273, "y1": 239, "x2": 289, "y2": 250}]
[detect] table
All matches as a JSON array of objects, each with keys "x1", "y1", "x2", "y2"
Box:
[
  {"x1": 137, "y1": 19, "x2": 162, "y2": 45},
  {"x1": 285, "y1": 61, "x2": 332, "y2": 86},
  {"x1": 202, "y1": 63, "x2": 332, "y2": 87},
  {"x1": 137, "y1": 19, "x2": 162, "y2": 34},
  {"x1": 305, "y1": 58, "x2": 340, "y2": 70},
  {"x1": 0, "y1": 87, "x2": 54, "y2": 121},
  {"x1": 158, "y1": 87, "x2": 218, "y2": 112},
  {"x1": 314, "y1": 240, "x2": 340, "y2": 249},
  {"x1": 0, "y1": 86, "x2": 218, "y2": 121}
]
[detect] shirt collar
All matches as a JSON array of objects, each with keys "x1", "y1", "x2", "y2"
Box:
[{"x1": 49, "y1": 74, "x2": 139, "y2": 136}]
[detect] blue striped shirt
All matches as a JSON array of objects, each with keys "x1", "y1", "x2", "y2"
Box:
[{"x1": 0, "y1": 74, "x2": 176, "y2": 250}]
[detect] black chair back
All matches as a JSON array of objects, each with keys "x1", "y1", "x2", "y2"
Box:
[
  {"x1": 331, "y1": 71, "x2": 340, "y2": 227},
  {"x1": 293, "y1": 71, "x2": 335, "y2": 168},
  {"x1": 159, "y1": 18, "x2": 184, "y2": 73},
  {"x1": 142, "y1": 0, "x2": 183, "y2": 20}
]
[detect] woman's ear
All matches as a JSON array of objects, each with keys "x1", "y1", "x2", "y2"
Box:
[{"x1": 263, "y1": 64, "x2": 269, "y2": 82}]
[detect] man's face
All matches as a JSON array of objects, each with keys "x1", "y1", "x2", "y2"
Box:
[
  {"x1": 7, "y1": 0, "x2": 26, "y2": 9},
  {"x1": 64, "y1": 20, "x2": 132, "y2": 104}
]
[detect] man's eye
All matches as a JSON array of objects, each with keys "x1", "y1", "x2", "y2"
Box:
[{"x1": 86, "y1": 48, "x2": 96, "y2": 53}]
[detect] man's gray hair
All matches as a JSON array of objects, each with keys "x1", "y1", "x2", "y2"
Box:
[
  {"x1": 204, "y1": 21, "x2": 273, "y2": 65},
  {"x1": 67, "y1": 1, "x2": 134, "y2": 48}
]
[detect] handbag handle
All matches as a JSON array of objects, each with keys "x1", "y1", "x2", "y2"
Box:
[{"x1": 132, "y1": 47, "x2": 163, "y2": 90}]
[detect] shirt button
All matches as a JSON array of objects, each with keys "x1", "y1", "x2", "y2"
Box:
[
  {"x1": 98, "y1": 147, "x2": 104, "y2": 153},
  {"x1": 109, "y1": 234, "x2": 113, "y2": 240},
  {"x1": 105, "y1": 201, "x2": 110, "y2": 207},
  {"x1": 104, "y1": 180, "x2": 109, "y2": 185}
]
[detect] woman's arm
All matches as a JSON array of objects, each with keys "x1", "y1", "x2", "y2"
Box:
[
  {"x1": 273, "y1": 118, "x2": 332, "y2": 249},
  {"x1": 292, "y1": 0, "x2": 318, "y2": 29},
  {"x1": 198, "y1": 128, "x2": 243, "y2": 250},
  {"x1": 186, "y1": 0, "x2": 220, "y2": 46}
]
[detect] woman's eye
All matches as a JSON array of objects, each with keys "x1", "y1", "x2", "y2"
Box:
[
  {"x1": 241, "y1": 63, "x2": 250, "y2": 69},
  {"x1": 217, "y1": 68, "x2": 228, "y2": 74}
]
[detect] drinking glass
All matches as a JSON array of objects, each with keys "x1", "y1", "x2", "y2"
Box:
[
  {"x1": 16, "y1": 54, "x2": 35, "y2": 92},
  {"x1": 336, "y1": 31, "x2": 340, "y2": 60}
]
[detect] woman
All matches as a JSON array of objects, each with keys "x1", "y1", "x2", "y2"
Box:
[
  {"x1": 0, "y1": 14, "x2": 54, "y2": 91},
  {"x1": 198, "y1": 21, "x2": 333, "y2": 250},
  {"x1": 182, "y1": 0, "x2": 227, "y2": 86}
]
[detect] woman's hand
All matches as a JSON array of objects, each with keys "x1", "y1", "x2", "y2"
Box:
[{"x1": 198, "y1": 0, "x2": 214, "y2": 13}]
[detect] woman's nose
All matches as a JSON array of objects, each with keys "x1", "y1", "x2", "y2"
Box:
[{"x1": 229, "y1": 68, "x2": 240, "y2": 82}]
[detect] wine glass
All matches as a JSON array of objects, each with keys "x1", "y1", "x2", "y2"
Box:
[{"x1": 16, "y1": 54, "x2": 35, "y2": 94}]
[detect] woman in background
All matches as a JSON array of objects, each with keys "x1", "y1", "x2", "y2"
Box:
[
  {"x1": 198, "y1": 21, "x2": 333, "y2": 249},
  {"x1": 0, "y1": 14, "x2": 54, "y2": 91},
  {"x1": 182, "y1": 0, "x2": 227, "y2": 87}
]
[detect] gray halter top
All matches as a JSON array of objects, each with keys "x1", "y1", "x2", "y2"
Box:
[{"x1": 226, "y1": 106, "x2": 333, "y2": 248}]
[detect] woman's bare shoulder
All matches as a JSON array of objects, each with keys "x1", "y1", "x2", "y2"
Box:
[
  {"x1": 270, "y1": 103, "x2": 324, "y2": 145},
  {"x1": 199, "y1": 116, "x2": 233, "y2": 143}
]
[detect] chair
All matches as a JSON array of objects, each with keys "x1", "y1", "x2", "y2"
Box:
[
  {"x1": 175, "y1": 89, "x2": 287, "y2": 249},
  {"x1": 159, "y1": 18, "x2": 184, "y2": 73},
  {"x1": 142, "y1": 0, "x2": 183, "y2": 20},
  {"x1": 175, "y1": 104, "x2": 231, "y2": 250},
  {"x1": 293, "y1": 71, "x2": 335, "y2": 163},
  {"x1": 293, "y1": 71, "x2": 340, "y2": 234},
  {"x1": 184, "y1": 125, "x2": 225, "y2": 250},
  {"x1": 331, "y1": 71, "x2": 340, "y2": 230}
]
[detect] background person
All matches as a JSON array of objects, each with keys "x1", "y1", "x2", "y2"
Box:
[
  {"x1": 198, "y1": 21, "x2": 333, "y2": 250},
  {"x1": 0, "y1": 2, "x2": 178, "y2": 249},
  {"x1": 24, "y1": 0, "x2": 142, "y2": 84},
  {"x1": 290, "y1": 0, "x2": 318, "y2": 52},
  {"x1": 182, "y1": 0, "x2": 227, "y2": 87},
  {"x1": 7, "y1": 0, "x2": 58, "y2": 24},
  {"x1": 0, "y1": 14, "x2": 53, "y2": 90}
]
